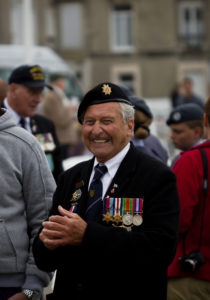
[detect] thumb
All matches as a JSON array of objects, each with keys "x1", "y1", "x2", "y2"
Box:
[{"x1": 58, "y1": 205, "x2": 71, "y2": 217}]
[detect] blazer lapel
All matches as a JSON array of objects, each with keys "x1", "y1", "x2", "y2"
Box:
[
  {"x1": 71, "y1": 158, "x2": 94, "y2": 217},
  {"x1": 106, "y1": 144, "x2": 138, "y2": 197}
]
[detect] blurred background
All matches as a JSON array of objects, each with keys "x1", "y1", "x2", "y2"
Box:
[{"x1": 0, "y1": 0, "x2": 209, "y2": 162}]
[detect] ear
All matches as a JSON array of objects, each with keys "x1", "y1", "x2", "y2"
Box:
[
  {"x1": 203, "y1": 113, "x2": 208, "y2": 127},
  {"x1": 10, "y1": 83, "x2": 17, "y2": 93},
  {"x1": 193, "y1": 124, "x2": 203, "y2": 138},
  {"x1": 127, "y1": 119, "x2": 134, "y2": 137}
]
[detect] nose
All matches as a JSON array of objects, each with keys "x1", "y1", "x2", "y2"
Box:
[{"x1": 91, "y1": 121, "x2": 103, "y2": 135}]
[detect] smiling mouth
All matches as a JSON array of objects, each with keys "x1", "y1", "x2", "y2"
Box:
[{"x1": 93, "y1": 139, "x2": 108, "y2": 143}]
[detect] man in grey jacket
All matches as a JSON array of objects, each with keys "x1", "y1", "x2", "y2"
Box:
[{"x1": 0, "y1": 102, "x2": 56, "y2": 299}]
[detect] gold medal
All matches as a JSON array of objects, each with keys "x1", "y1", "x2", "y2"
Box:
[
  {"x1": 113, "y1": 214, "x2": 122, "y2": 225},
  {"x1": 103, "y1": 212, "x2": 113, "y2": 223}
]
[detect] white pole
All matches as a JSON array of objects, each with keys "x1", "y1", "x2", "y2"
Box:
[{"x1": 23, "y1": 0, "x2": 33, "y2": 64}]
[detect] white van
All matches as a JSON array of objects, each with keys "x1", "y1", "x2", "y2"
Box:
[{"x1": 0, "y1": 44, "x2": 83, "y2": 101}]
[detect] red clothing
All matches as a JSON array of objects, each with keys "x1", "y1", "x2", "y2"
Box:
[{"x1": 168, "y1": 140, "x2": 210, "y2": 281}]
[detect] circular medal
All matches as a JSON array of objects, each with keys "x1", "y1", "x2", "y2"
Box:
[
  {"x1": 133, "y1": 214, "x2": 143, "y2": 226},
  {"x1": 122, "y1": 214, "x2": 133, "y2": 226}
]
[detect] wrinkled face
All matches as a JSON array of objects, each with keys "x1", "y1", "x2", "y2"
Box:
[
  {"x1": 83, "y1": 102, "x2": 134, "y2": 162},
  {"x1": 170, "y1": 123, "x2": 200, "y2": 151},
  {"x1": 8, "y1": 83, "x2": 43, "y2": 117}
]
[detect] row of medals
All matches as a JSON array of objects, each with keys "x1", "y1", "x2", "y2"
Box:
[
  {"x1": 35, "y1": 134, "x2": 55, "y2": 152},
  {"x1": 103, "y1": 211, "x2": 143, "y2": 227}
]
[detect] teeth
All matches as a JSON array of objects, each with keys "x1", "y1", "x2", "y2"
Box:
[{"x1": 94, "y1": 140, "x2": 106, "y2": 143}]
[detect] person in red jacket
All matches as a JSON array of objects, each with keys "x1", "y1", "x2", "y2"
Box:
[{"x1": 167, "y1": 97, "x2": 210, "y2": 299}]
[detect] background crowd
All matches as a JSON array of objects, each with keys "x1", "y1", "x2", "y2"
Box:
[{"x1": 0, "y1": 64, "x2": 209, "y2": 300}]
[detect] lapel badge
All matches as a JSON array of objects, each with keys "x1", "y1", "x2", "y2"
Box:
[
  {"x1": 102, "y1": 84, "x2": 112, "y2": 95},
  {"x1": 71, "y1": 188, "x2": 82, "y2": 204},
  {"x1": 110, "y1": 183, "x2": 118, "y2": 194},
  {"x1": 76, "y1": 180, "x2": 84, "y2": 189},
  {"x1": 89, "y1": 190, "x2": 95, "y2": 198},
  {"x1": 32, "y1": 124, "x2": 37, "y2": 133}
]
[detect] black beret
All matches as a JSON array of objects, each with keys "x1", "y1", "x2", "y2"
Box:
[
  {"x1": 166, "y1": 103, "x2": 203, "y2": 126},
  {"x1": 118, "y1": 85, "x2": 134, "y2": 97},
  {"x1": 9, "y1": 64, "x2": 51, "y2": 89},
  {"x1": 77, "y1": 82, "x2": 132, "y2": 123},
  {"x1": 129, "y1": 96, "x2": 153, "y2": 119}
]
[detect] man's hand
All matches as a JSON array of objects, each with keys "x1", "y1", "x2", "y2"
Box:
[
  {"x1": 8, "y1": 293, "x2": 28, "y2": 300},
  {"x1": 40, "y1": 206, "x2": 87, "y2": 250}
]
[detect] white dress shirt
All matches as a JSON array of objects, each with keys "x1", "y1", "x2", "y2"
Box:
[
  {"x1": 89, "y1": 142, "x2": 130, "y2": 198},
  {"x1": 4, "y1": 98, "x2": 32, "y2": 133}
]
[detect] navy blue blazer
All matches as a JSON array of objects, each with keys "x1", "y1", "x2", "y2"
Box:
[
  {"x1": 30, "y1": 114, "x2": 63, "y2": 181},
  {"x1": 33, "y1": 143, "x2": 179, "y2": 300}
]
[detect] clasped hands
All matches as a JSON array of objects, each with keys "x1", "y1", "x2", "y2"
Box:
[{"x1": 40, "y1": 205, "x2": 87, "y2": 250}]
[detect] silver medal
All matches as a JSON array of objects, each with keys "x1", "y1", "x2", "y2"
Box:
[
  {"x1": 122, "y1": 213, "x2": 133, "y2": 226},
  {"x1": 133, "y1": 214, "x2": 143, "y2": 226}
]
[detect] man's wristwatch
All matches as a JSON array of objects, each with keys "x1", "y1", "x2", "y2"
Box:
[{"x1": 22, "y1": 289, "x2": 40, "y2": 299}]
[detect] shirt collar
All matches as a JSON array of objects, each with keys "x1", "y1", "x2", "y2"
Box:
[
  {"x1": 4, "y1": 98, "x2": 31, "y2": 127},
  {"x1": 94, "y1": 142, "x2": 131, "y2": 178}
]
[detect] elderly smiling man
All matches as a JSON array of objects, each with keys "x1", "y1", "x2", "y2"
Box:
[{"x1": 33, "y1": 82, "x2": 179, "y2": 300}]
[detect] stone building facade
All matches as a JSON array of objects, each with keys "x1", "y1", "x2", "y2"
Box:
[{"x1": 0, "y1": 0, "x2": 210, "y2": 99}]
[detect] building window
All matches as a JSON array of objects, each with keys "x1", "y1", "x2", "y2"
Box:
[
  {"x1": 10, "y1": 0, "x2": 36, "y2": 44},
  {"x1": 118, "y1": 73, "x2": 135, "y2": 94},
  {"x1": 111, "y1": 64, "x2": 141, "y2": 96},
  {"x1": 110, "y1": 5, "x2": 134, "y2": 52},
  {"x1": 45, "y1": 7, "x2": 56, "y2": 44},
  {"x1": 178, "y1": 1, "x2": 204, "y2": 47},
  {"x1": 59, "y1": 3, "x2": 83, "y2": 49}
]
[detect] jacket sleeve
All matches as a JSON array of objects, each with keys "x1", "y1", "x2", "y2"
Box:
[
  {"x1": 22, "y1": 139, "x2": 56, "y2": 292},
  {"x1": 173, "y1": 150, "x2": 202, "y2": 233},
  {"x1": 32, "y1": 172, "x2": 68, "y2": 273}
]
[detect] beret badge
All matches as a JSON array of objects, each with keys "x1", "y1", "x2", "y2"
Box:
[
  {"x1": 172, "y1": 112, "x2": 181, "y2": 122},
  {"x1": 102, "y1": 84, "x2": 112, "y2": 95}
]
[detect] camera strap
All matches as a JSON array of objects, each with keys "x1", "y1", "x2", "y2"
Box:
[
  {"x1": 181, "y1": 147, "x2": 208, "y2": 255},
  {"x1": 198, "y1": 148, "x2": 208, "y2": 247}
]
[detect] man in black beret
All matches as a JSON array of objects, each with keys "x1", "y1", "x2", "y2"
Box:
[
  {"x1": 33, "y1": 82, "x2": 179, "y2": 300},
  {"x1": 166, "y1": 103, "x2": 204, "y2": 167},
  {"x1": 2, "y1": 64, "x2": 63, "y2": 181}
]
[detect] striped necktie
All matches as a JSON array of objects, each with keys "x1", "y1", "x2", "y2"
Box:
[{"x1": 85, "y1": 164, "x2": 107, "y2": 221}]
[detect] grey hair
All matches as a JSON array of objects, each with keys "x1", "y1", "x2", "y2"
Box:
[
  {"x1": 80, "y1": 102, "x2": 135, "y2": 124},
  {"x1": 119, "y1": 102, "x2": 135, "y2": 123}
]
